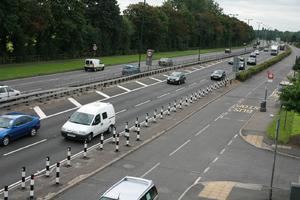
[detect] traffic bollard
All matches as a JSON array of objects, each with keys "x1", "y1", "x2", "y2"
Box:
[
  {"x1": 67, "y1": 147, "x2": 71, "y2": 167},
  {"x1": 135, "y1": 117, "x2": 138, "y2": 132},
  {"x1": 4, "y1": 186, "x2": 8, "y2": 200},
  {"x1": 153, "y1": 109, "x2": 157, "y2": 122},
  {"x1": 125, "y1": 128, "x2": 130, "y2": 146},
  {"x1": 21, "y1": 166, "x2": 26, "y2": 189},
  {"x1": 115, "y1": 133, "x2": 119, "y2": 152},
  {"x1": 167, "y1": 103, "x2": 171, "y2": 115},
  {"x1": 29, "y1": 174, "x2": 34, "y2": 199},
  {"x1": 99, "y1": 133, "x2": 104, "y2": 150},
  {"x1": 179, "y1": 98, "x2": 182, "y2": 109},
  {"x1": 56, "y1": 162, "x2": 60, "y2": 185},
  {"x1": 173, "y1": 100, "x2": 177, "y2": 112},
  {"x1": 190, "y1": 94, "x2": 193, "y2": 103},
  {"x1": 160, "y1": 106, "x2": 164, "y2": 119},
  {"x1": 112, "y1": 126, "x2": 116, "y2": 143},
  {"x1": 145, "y1": 113, "x2": 149, "y2": 127},
  {"x1": 136, "y1": 125, "x2": 140, "y2": 141},
  {"x1": 46, "y1": 156, "x2": 50, "y2": 177},
  {"x1": 185, "y1": 96, "x2": 189, "y2": 106},
  {"x1": 83, "y1": 140, "x2": 87, "y2": 158}
]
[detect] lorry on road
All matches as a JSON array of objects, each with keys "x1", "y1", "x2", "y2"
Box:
[
  {"x1": 270, "y1": 45, "x2": 279, "y2": 56},
  {"x1": 84, "y1": 59, "x2": 105, "y2": 71}
]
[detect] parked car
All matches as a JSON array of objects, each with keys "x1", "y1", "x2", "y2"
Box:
[
  {"x1": 0, "y1": 85, "x2": 21, "y2": 101},
  {"x1": 238, "y1": 56, "x2": 245, "y2": 62},
  {"x1": 167, "y1": 71, "x2": 186, "y2": 85},
  {"x1": 158, "y1": 58, "x2": 173, "y2": 67},
  {"x1": 0, "y1": 112, "x2": 40, "y2": 146},
  {"x1": 225, "y1": 48, "x2": 231, "y2": 53},
  {"x1": 210, "y1": 70, "x2": 226, "y2": 80},
  {"x1": 99, "y1": 176, "x2": 158, "y2": 200},
  {"x1": 84, "y1": 59, "x2": 105, "y2": 71},
  {"x1": 264, "y1": 48, "x2": 269, "y2": 52},
  {"x1": 254, "y1": 50, "x2": 260, "y2": 55},
  {"x1": 122, "y1": 65, "x2": 141, "y2": 76},
  {"x1": 228, "y1": 58, "x2": 234, "y2": 65},
  {"x1": 250, "y1": 52, "x2": 257, "y2": 58},
  {"x1": 61, "y1": 102, "x2": 115, "y2": 142},
  {"x1": 247, "y1": 57, "x2": 257, "y2": 65}
]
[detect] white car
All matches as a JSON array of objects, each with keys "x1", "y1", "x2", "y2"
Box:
[
  {"x1": 0, "y1": 85, "x2": 21, "y2": 100},
  {"x1": 61, "y1": 102, "x2": 115, "y2": 142},
  {"x1": 254, "y1": 50, "x2": 260, "y2": 55},
  {"x1": 247, "y1": 57, "x2": 257, "y2": 65}
]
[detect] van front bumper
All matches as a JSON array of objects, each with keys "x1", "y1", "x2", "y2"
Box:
[{"x1": 61, "y1": 131, "x2": 88, "y2": 141}]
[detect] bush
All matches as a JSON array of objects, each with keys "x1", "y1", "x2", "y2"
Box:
[
  {"x1": 293, "y1": 56, "x2": 300, "y2": 71},
  {"x1": 236, "y1": 47, "x2": 292, "y2": 81}
]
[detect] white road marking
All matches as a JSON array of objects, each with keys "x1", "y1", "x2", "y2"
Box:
[
  {"x1": 184, "y1": 70, "x2": 192, "y2": 73},
  {"x1": 192, "y1": 67, "x2": 200, "y2": 70},
  {"x1": 135, "y1": 100, "x2": 151, "y2": 107},
  {"x1": 227, "y1": 140, "x2": 233, "y2": 146},
  {"x1": 237, "y1": 119, "x2": 246, "y2": 122},
  {"x1": 220, "y1": 148, "x2": 226, "y2": 155},
  {"x1": 141, "y1": 162, "x2": 160, "y2": 178},
  {"x1": 212, "y1": 157, "x2": 219, "y2": 163},
  {"x1": 117, "y1": 85, "x2": 131, "y2": 92},
  {"x1": 163, "y1": 74, "x2": 169, "y2": 77},
  {"x1": 203, "y1": 167, "x2": 210, "y2": 174},
  {"x1": 68, "y1": 98, "x2": 82, "y2": 107},
  {"x1": 95, "y1": 90, "x2": 110, "y2": 98},
  {"x1": 169, "y1": 140, "x2": 191, "y2": 156},
  {"x1": 175, "y1": 87, "x2": 185, "y2": 92},
  {"x1": 33, "y1": 106, "x2": 47, "y2": 119},
  {"x1": 195, "y1": 124, "x2": 210, "y2": 136},
  {"x1": 189, "y1": 83, "x2": 197, "y2": 87},
  {"x1": 135, "y1": 81, "x2": 148, "y2": 87},
  {"x1": 116, "y1": 109, "x2": 127, "y2": 115},
  {"x1": 234, "y1": 134, "x2": 238, "y2": 138},
  {"x1": 23, "y1": 88, "x2": 42, "y2": 93},
  {"x1": 3, "y1": 139, "x2": 47, "y2": 156},
  {"x1": 199, "y1": 79, "x2": 206, "y2": 83},
  {"x1": 149, "y1": 77, "x2": 163, "y2": 82},
  {"x1": 194, "y1": 176, "x2": 202, "y2": 184},
  {"x1": 157, "y1": 93, "x2": 170, "y2": 99}
]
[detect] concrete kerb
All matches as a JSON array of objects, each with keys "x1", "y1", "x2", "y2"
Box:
[{"x1": 43, "y1": 81, "x2": 239, "y2": 200}]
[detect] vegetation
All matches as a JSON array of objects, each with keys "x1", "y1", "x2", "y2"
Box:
[
  {"x1": 292, "y1": 56, "x2": 300, "y2": 71},
  {"x1": 280, "y1": 72, "x2": 300, "y2": 113},
  {"x1": 256, "y1": 29, "x2": 300, "y2": 44},
  {"x1": 236, "y1": 47, "x2": 292, "y2": 81},
  {"x1": 0, "y1": 0, "x2": 255, "y2": 64}
]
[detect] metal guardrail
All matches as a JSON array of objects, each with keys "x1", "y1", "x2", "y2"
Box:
[{"x1": 0, "y1": 49, "x2": 252, "y2": 110}]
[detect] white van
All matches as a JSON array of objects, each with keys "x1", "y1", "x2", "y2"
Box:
[
  {"x1": 99, "y1": 176, "x2": 158, "y2": 200},
  {"x1": 84, "y1": 59, "x2": 105, "y2": 71},
  {"x1": 0, "y1": 85, "x2": 21, "y2": 101},
  {"x1": 61, "y1": 102, "x2": 115, "y2": 142}
]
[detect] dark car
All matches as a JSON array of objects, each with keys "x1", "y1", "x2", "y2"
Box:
[
  {"x1": 0, "y1": 112, "x2": 40, "y2": 146},
  {"x1": 225, "y1": 48, "x2": 231, "y2": 53},
  {"x1": 122, "y1": 65, "x2": 141, "y2": 76},
  {"x1": 210, "y1": 70, "x2": 226, "y2": 80},
  {"x1": 239, "y1": 61, "x2": 246, "y2": 70},
  {"x1": 167, "y1": 71, "x2": 186, "y2": 85},
  {"x1": 158, "y1": 58, "x2": 173, "y2": 67}
]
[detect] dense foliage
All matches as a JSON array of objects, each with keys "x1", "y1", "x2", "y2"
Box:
[
  {"x1": 0, "y1": 0, "x2": 255, "y2": 62},
  {"x1": 256, "y1": 29, "x2": 300, "y2": 45},
  {"x1": 280, "y1": 72, "x2": 300, "y2": 113}
]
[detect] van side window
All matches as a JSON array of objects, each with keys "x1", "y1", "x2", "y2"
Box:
[
  {"x1": 0, "y1": 88, "x2": 5, "y2": 93},
  {"x1": 149, "y1": 186, "x2": 158, "y2": 198},
  {"x1": 102, "y1": 112, "x2": 107, "y2": 120},
  {"x1": 141, "y1": 187, "x2": 157, "y2": 200},
  {"x1": 93, "y1": 114, "x2": 101, "y2": 125}
]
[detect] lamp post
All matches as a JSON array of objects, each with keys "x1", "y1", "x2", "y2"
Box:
[{"x1": 138, "y1": 0, "x2": 146, "y2": 69}]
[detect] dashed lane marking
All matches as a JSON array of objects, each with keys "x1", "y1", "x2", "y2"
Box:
[
  {"x1": 117, "y1": 85, "x2": 131, "y2": 92},
  {"x1": 212, "y1": 157, "x2": 219, "y2": 163},
  {"x1": 195, "y1": 124, "x2": 210, "y2": 136},
  {"x1": 33, "y1": 106, "x2": 47, "y2": 119},
  {"x1": 203, "y1": 167, "x2": 210, "y2": 174},
  {"x1": 116, "y1": 109, "x2": 127, "y2": 115},
  {"x1": 169, "y1": 140, "x2": 191, "y2": 156},
  {"x1": 68, "y1": 97, "x2": 82, "y2": 107},
  {"x1": 135, "y1": 100, "x2": 151, "y2": 107},
  {"x1": 220, "y1": 148, "x2": 226, "y2": 155},
  {"x1": 227, "y1": 140, "x2": 233, "y2": 146},
  {"x1": 135, "y1": 81, "x2": 148, "y2": 87},
  {"x1": 95, "y1": 90, "x2": 110, "y2": 98},
  {"x1": 149, "y1": 77, "x2": 163, "y2": 82},
  {"x1": 175, "y1": 87, "x2": 185, "y2": 92},
  {"x1": 163, "y1": 74, "x2": 169, "y2": 77},
  {"x1": 157, "y1": 93, "x2": 170, "y2": 99},
  {"x1": 141, "y1": 162, "x2": 160, "y2": 178}
]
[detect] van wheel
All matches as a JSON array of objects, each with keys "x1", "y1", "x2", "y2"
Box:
[
  {"x1": 86, "y1": 133, "x2": 93, "y2": 143},
  {"x1": 2, "y1": 136, "x2": 10, "y2": 146}
]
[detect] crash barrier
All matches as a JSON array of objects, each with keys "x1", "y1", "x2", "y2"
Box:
[
  {"x1": 0, "y1": 49, "x2": 251, "y2": 110},
  {"x1": 1, "y1": 77, "x2": 233, "y2": 198}
]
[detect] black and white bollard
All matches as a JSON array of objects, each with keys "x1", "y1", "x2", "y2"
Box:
[
  {"x1": 115, "y1": 133, "x2": 119, "y2": 152},
  {"x1": 112, "y1": 126, "x2": 116, "y2": 143},
  {"x1": 190, "y1": 94, "x2": 193, "y2": 103},
  {"x1": 83, "y1": 140, "x2": 87, "y2": 158},
  {"x1": 173, "y1": 100, "x2": 177, "y2": 112},
  {"x1": 21, "y1": 166, "x2": 26, "y2": 189},
  {"x1": 56, "y1": 162, "x2": 60, "y2": 185},
  {"x1": 29, "y1": 174, "x2": 34, "y2": 199},
  {"x1": 125, "y1": 126, "x2": 130, "y2": 147},
  {"x1": 185, "y1": 96, "x2": 189, "y2": 106},
  {"x1": 136, "y1": 125, "x2": 140, "y2": 141},
  {"x1": 160, "y1": 106, "x2": 164, "y2": 119},
  {"x1": 179, "y1": 98, "x2": 182, "y2": 109},
  {"x1": 67, "y1": 147, "x2": 71, "y2": 167},
  {"x1": 167, "y1": 103, "x2": 171, "y2": 115},
  {"x1": 99, "y1": 133, "x2": 104, "y2": 150},
  {"x1": 153, "y1": 109, "x2": 157, "y2": 123},
  {"x1": 145, "y1": 113, "x2": 149, "y2": 127},
  {"x1": 46, "y1": 156, "x2": 50, "y2": 177},
  {"x1": 135, "y1": 117, "x2": 138, "y2": 132},
  {"x1": 4, "y1": 186, "x2": 8, "y2": 200}
]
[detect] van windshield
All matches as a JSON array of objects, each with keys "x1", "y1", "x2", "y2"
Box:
[{"x1": 69, "y1": 112, "x2": 94, "y2": 125}]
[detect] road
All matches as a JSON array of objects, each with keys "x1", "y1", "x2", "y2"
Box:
[
  {"x1": 0, "y1": 48, "x2": 251, "y2": 93},
  {"x1": 53, "y1": 47, "x2": 299, "y2": 200},
  {"x1": 0, "y1": 49, "x2": 277, "y2": 188}
]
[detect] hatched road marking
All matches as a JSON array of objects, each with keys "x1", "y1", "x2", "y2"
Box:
[
  {"x1": 68, "y1": 98, "x2": 82, "y2": 107},
  {"x1": 135, "y1": 81, "x2": 148, "y2": 87},
  {"x1": 33, "y1": 106, "x2": 47, "y2": 119},
  {"x1": 96, "y1": 90, "x2": 110, "y2": 98},
  {"x1": 117, "y1": 85, "x2": 131, "y2": 92}
]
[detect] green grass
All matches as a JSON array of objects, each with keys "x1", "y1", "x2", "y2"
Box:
[
  {"x1": 267, "y1": 110, "x2": 300, "y2": 144},
  {"x1": 0, "y1": 47, "x2": 239, "y2": 81}
]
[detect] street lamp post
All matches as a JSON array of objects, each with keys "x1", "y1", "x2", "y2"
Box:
[{"x1": 138, "y1": 0, "x2": 146, "y2": 69}]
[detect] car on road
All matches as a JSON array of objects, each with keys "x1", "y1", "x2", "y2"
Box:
[
  {"x1": 238, "y1": 56, "x2": 245, "y2": 62},
  {"x1": 247, "y1": 57, "x2": 257, "y2": 65},
  {"x1": 0, "y1": 112, "x2": 40, "y2": 146},
  {"x1": 61, "y1": 102, "x2": 115, "y2": 142},
  {"x1": 250, "y1": 52, "x2": 257, "y2": 58},
  {"x1": 228, "y1": 58, "x2": 234, "y2": 65},
  {"x1": 0, "y1": 85, "x2": 21, "y2": 101},
  {"x1": 167, "y1": 71, "x2": 186, "y2": 85},
  {"x1": 158, "y1": 57, "x2": 173, "y2": 67},
  {"x1": 254, "y1": 50, "x2": 260, "y2": 55},
  {"x1": 264, "y1": 48, "x2": 269, "y2": 52},
  {"x1": 122, "y1": 65, "x2": 141, "y2": 76},
  {"x1": 239, "y1": 61, "x2": 246, "y2": 70},
  {"x1": 210, "y1": 70, "x2": 226, "y2": 80},
  {"x1": 99, "y1": 176, "x2": 158, "y2": 200},
  {"x1": 225, "y1": 48, "x2": 231, "y2": 53},
  {"x1": 84, "y1": 59, "x2": 105, "y2": 71}
]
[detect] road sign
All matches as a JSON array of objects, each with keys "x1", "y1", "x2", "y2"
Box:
[
  {"x1": 267, "y1": 71, "x2": 274, "y2": 82},
  {"x1": 146, "y1": 49, "x2": 154, "y2": 66}
]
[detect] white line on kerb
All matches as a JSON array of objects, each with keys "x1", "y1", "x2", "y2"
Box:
[
  {"x1": 157, "y1": 93, "x2": 170, "y2": 99},
  {"x1": 135, "y1": 100, "x2": 151, "y2": 107},
  {"x1": 95, "y1": 90, "x2": 110, "y2": 98},
  {"x1": 116, "y1": 109, "x2": 127, "y2": 115},
  {"x1": 212, "y1": 157, "x2": 219, "y2": 163},
  {"x1": 141, "y1": 162, "x2": 160, "y2": 178},
  {"x1": 227, "y1": 140, "x2": 233, "y2": 146},
  {"x1": 149, "y1": 77, "x2": 163, "y2": 82},
  {"x1": 195, "y1": 124, "x2": 210, "y2": 136},
  {"x1": 68, "y1": 97, "x2": 82, "y2": 107},
  {"x1": 220, "y1": 148, "x2": 226, "y2": 155},
  {"x1": 203, "y1": 167, "x2": 210, "y2": 174},
  {"x1": 135, "y1": 81, "x2": 148, "y2": 87},
  {"x1": 33, "y1": 106, "x2": 47, "y2": 119},
  {"x1": 117, "y1": 85, "x2": 131, "y2": 92},
  {"x1": 3, "y1": 139, "x2": 47, "y2": 156},
  {"x1": 169, "y1": 140, "x2": 191, "y2": 156}
]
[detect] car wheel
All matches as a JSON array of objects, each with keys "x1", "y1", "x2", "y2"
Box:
[
  {"x1": 30, "y1": 128, "x2": 37, "y2": 137},
  {"x1": 2, "y1": 136, "x2": 10, "y2": 146},
  {"x1": 86, "y1": 133, "x2": 93, "y2": 143}
]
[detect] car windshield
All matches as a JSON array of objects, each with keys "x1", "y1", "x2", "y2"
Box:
[
  {"x1": 214, "y1": 70, "x2": 223, "y2": 75},
  {"x1": 69, "y1": 112, "x2": 94, "y2": 125},
  {"x1": 160, "y1": 58, "x2": 168, "y2": 61},
  {"x1": 170, "y1": 72, "x2": 181, "y2": 77},
  {"x1": 0, "y1": 117, "x2": 13, "y2": 128}
]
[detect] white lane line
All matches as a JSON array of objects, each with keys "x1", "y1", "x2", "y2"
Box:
[
  {"x1": 116, "y1": 109, "x2": 127, "y2": 115},
  {"x1": 214, "y1": 115, "x2": 221, "y2": 121},
  {"x1": 68, "y1": 97, "x2": 82, "y2": 107},
  {"x1": 157, "y1": 93, "x2": 170, "y2": 99},
  {"x1": 203, "y1": 167, "x2": 210, "y2": 174},
  {"x1": 189, "y1": 83, "x2": 197, "y2": 87},
  {"x1": 220, "y1": 148, "x2": 226, "y2": 155},
  {"x1": 195, "y1": 124, "x2": 210, "y2": 136},
  {"x1": 178, "y1": 177, "x2": 202, "y2": 200},
  {"x1": 141, "y1": 162, "x2": 160, "y2": 178},
  {"x1": 169, "y1": 140, "x2": 191, "y2": 156},
  {"x1": 135, "y1": 100, "x2": 151, "y2": 107},
  {"x1": 194, "y1": 176, "x2": 202, "y2": 184},
  {"x1": 234, "y1": 134, "x2": 238, "y2": 138},
  {"x1": 95, "y1": 90, "x2": 110, "y2": 98},
  {"x1": 199, "y1": 79, "x2": 206, "y2": 83},
  {"x1": 163, "y1": 74, "x2": 169, "y2": 77},
  {"x1": 192, "y1": 67, "x2": 200, "y2": 70},
  {"x1": 3, "y1": 139, "x2": 47, "y2": 156},
  {"x1": 184, "y1": 70, "x2": 192, "y2": 73},
  {"x1": 149, "y1": 77, "x2": 163, "y2": 82},
  {"x1": 227, "y1": 140, "x2": 233, "y2": 146},
  {"x1": 33, "y1": 106, "x2": 47, "y2": 119},
  {"x1": 117, "y1": 85, "x2": 131, "y2": 92},
  {"x1": 212, "y1": 157, "x2": 219, "y2": 163},
  {"x1": 23, "y1": 88, "x2": 42, "y2": 93},
  {"x1": 237, "y1": 119, "x2": 246, "y2": 122},
  {"x1": 135, "y1": 81, "x2": 148, "y2": 87},
  {"x1": 175, "y1": 87, "x2": 185, "y2": 92}
]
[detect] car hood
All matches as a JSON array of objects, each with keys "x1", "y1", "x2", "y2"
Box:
[
  {"x1": 0, "y1": 128, "x2": 9, "y2": 138},
  {"x1": 62, "y1": 121, "x2": 92, "y2": 135},
  {"x1": 211, "y1": 73, "x2": 222, "y2": 77},
  {"x1": 168, "y1": 76, "x2": 179, "y2": 80}
]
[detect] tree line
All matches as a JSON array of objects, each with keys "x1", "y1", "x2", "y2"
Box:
[
  {"x1": 0, "y1": 0, "x2": 255, "y2": 62},
  {"x1": 256, "y1": 29, "x2": 300, "y2": 45}
]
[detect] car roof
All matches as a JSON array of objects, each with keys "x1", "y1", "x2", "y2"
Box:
[
  {"x1": 77, "y1": 102, "x2": 113, "y2": 115},
  {"x1": 0, "y1": 114, "x2": 24, "y2": 120},
  {"x1": 213, "y1": 70, "x2": 225, "y2": 73},
  {"x1": 124, "y1": 64, "x2": 136, "y2": 68}
]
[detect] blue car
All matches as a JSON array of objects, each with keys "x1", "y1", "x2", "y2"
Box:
[
  {"x1": 122, "y1": 65, "x2": 141, "y2": 75},
  {"x1": 0, "y1": 112, "x2": 40, "y2": 146}
]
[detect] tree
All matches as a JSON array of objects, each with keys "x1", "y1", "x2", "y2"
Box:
[{"x1": 280, "y1": 73, "x2": 300, "y2": 113}]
